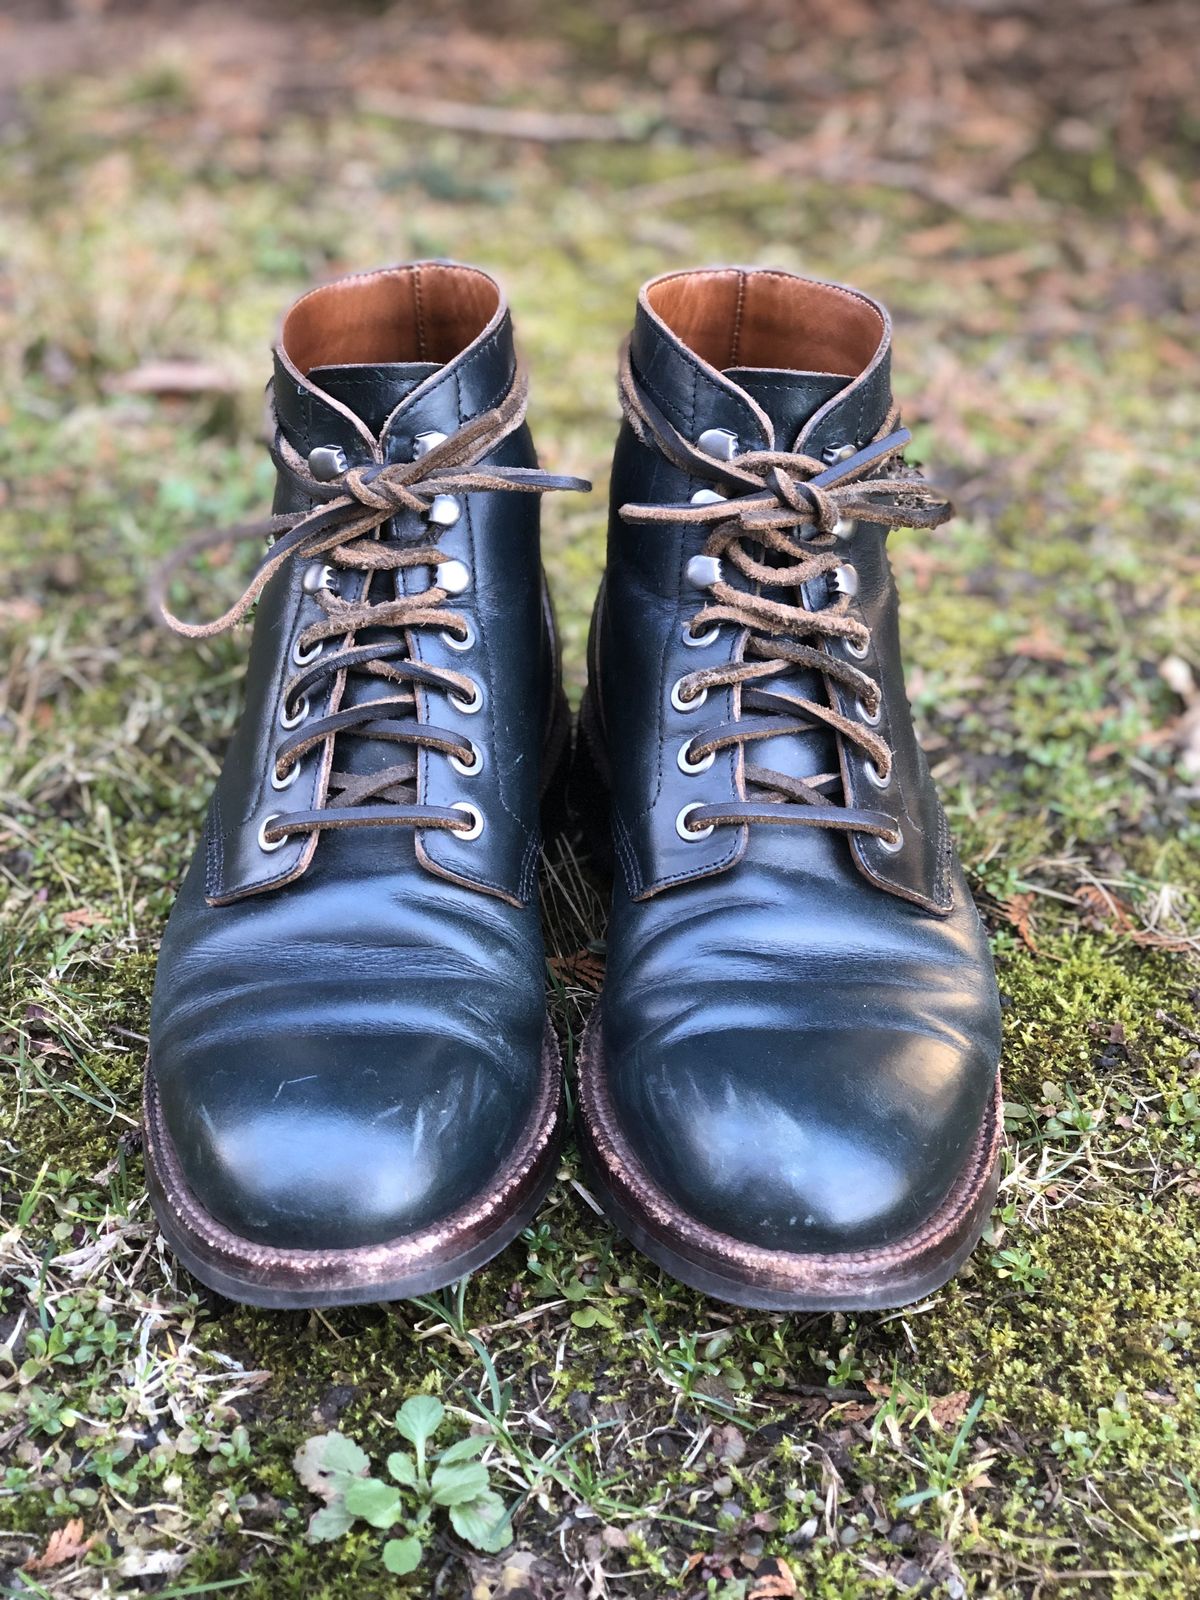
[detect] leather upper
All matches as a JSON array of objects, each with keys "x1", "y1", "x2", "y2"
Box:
[
  {"x1": 588, "y1": 267, "x2": 1002, "y2": 1253},
  {"x1": 150, "y1": 264, "x2": 560, "y2": 1252}
]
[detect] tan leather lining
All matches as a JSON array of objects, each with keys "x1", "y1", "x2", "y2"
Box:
[
  {"x1": 646, "y1": 268, "x2": 883, "y2": 376},
  {"x1": 281, "y1": 263, "x2": 500, "y2": 374}
]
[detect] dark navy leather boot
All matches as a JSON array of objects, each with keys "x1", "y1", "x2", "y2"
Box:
[
  {"x1": 575, "y1": 267, "x2": 1002, "y2": 1310},
  {"x1": 146, "y1": 263, "x2": 586, "y2": 1307}
]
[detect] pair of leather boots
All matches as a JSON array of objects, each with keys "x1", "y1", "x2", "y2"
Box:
[{"x1": 147, "y1": 262, "x2": 1002, "y2": 1312}]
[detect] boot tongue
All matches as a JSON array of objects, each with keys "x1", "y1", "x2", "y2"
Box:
[
  {"x1": 306, "y1": 360, "x2": 441, "y2": 789},
  {"x1": 721, "y1": 367, "x2": 850, "y2": 791},
  {"x1": 723, "y1": 367, "x2": 847, "y2": 449},
  {"x1": 309, "y1": 361, "x2": 439, "y2": 437}
]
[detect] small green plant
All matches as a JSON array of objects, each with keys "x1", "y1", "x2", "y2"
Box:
[{"x1": 295, "y1": 1394, "x2": 511, "y2": 1576}]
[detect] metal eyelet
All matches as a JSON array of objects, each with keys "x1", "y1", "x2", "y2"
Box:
[
  {"x1": 279, "y1": 694, "x2": 310, "y2": 730},
  {"x1": 676, "y1": 802, "x2": 715, "y2": 841},
  {"x1": 671, "y1": 678, "x2": 708, "y2": 713},
  {"x1": 308, "y1": 446, "x2": 348, "y2": 481},
  {"x1": 449, "y1": 682, "x2": 483, "y2": 715},
  {"x1": 697, "y1": 427, "x2": 739, "y2": 460},
  {"x1": 302, "y1": 562, "x2": 339, "y2": 595},
  {"x1": 678, "y1": 737, "x2": 716, "y2": 775},
  {"x1": 878, "y1": 826, "x2": 904, "y2": 854},
  {"x1": 440, "y1": 619, "x2": 476, "y2": 652},
  {"x1": 823, "y1": 441, "x2": 857, "y2": 464},
  {"x1": 449, "y1": 740, "x2": 483, "y2": 777},
  {"x1": 829, "y1": 563, "x2": 858, "y2": 598},
  {"x1": 855, "y1": 696, "x2": 882, "y2": 727},
  {"x1": 683, "y1": 621, "x2": 720, "y2": 648},
  {"x1": 271, "y1": 759, "x2": 301, "y2": 792},
  {"x1": 257, "y1": 814, "x2": 287, "y2": 852},
  {"x1": 864, "y1": 759, "x2": 891, "y2": 790},
  {"x1": 427, "y1": 494, "x2": 461, "y2": 528},
  {"x1": 435, "y1": 559, "x2": 470, "y2": 595},
  {"x1": 832, "y1": 518, "x2": 855, "y2": 540},
  {"x1": 844, "y1": 634, "x2": 870, "y2": 661},
  {"x1": 686, "y1": 554, "x2": 723, "y2": 590},
  {"x1": 292, "y1": 636, "x2": 323, "y2": 666},
  {"x1": 450, "y1": 801, "x2": 484, "y2": 840}
]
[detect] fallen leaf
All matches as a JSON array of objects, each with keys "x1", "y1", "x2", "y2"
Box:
[
  {"x1": 747, "y1": 1555, "x2": 797, "y2": 1598},
  {"x1": 929, "y1": 1390, "x2": 972, "y2": 1429},
  {"x1": 62, "y1": 907, "x2": 106, "y2": 930},
  {"x1": 1009, "y1": 621, "x2": 1074, "y2": 663},
  {"x1": 116, "y1": 1548, "x2": 186, "y2": 1578},
  {"x1": 1074, "y1": 884, "x2": 1192, "y2": 951},
  {"x1": 106, "y1": 360, "x2": 237, "y2": 396},
  {"x1": 547, "y1": 949, "x2": 606, "y2": 990},
  {"x1": 1004, "y1": 892, "x2": 1039, "y2": 953},
  {"x1": 24, "y1": 1518, "x2": 95, "y2": 1573}
]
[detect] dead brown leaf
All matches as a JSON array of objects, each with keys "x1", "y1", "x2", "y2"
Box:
[
  {"x1": 24, "y1": 1518, "x2": 95, "y2": 1573},
  {"x1": 62, "y1": 907, "x2": 106, "y2": 930},
  {"x1": 547, "y1": 949, "x2": 605, "y2": 990},
  {"x1": 1004, "y1": 892, "x2": 1040, "y2": 953},
  {"x1": 1009, "y1": 620, "x2": 1075, "y2": 663},
  {"x1": 1074, "y1": 884, "x2": 1192, "y2": 952},
  {"x1": 106, "y1": 360, "x2": 236, "y2": 396},
  {"x1": 929, "y1": 1390, "x2": 972, "y2": 1429},
  {"x1": 747, "y1": 1556, "x2": 797, "y2": 1598}
]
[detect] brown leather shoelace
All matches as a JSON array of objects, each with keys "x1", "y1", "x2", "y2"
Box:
[
  {"x1": 150, "y1": 372, "x2": 588, "y2": 843},
  {"x1": 617, "y1": 343, "x2": 952, "y2": 846}
]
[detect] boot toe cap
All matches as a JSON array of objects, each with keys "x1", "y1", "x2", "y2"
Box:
[
  {"x1": 153, "y1": 1031, "x2": 527, "y2": 1252},
  {"x1": 608, "y1": 1022, "x2": 994, "y2": 1255}
]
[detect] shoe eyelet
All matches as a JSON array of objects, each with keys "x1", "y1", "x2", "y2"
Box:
[
  {"x1": 427, "y1": 494, "x2": 461, "y2": 529},
  {"x1": 678, "y1": 737, "x2": 716, "y2": 775},
  {"x1": 855, "y1": 695, "x2": 882, "y2": 727},
  {"x1": 682, "y1": 621, "x2": 720, "y2": 648},
  {"x1": 435, "y1": 559, "x2": 470, "y2": 594},
  {"x1": 449, "y1": 740, "x2": 483, "y2": 777},
  {"x1": 696, "y1": 427, "x2": 739, "y2": 460},
  {"x1": 449, "y1": 682, "x2": 483, "y2": 715},
  {"x1": 440, "y1": 619, "x2": 476, "y2": 652},
  {"x1": 844, "y1": 634, "x2": 870, "y2": 661},
  {"x1": 292, "y1": 636, "x2": 323, "y2": 666},
  {"x1": 257, "y1": 814, "x2": 287, "y2": 852},
  {"x1": 671, "y1": 677, "x2": 708, "y2": 713},
  {"x1": 450, "y1": 801, "x2": 484, "y2": 840},
  {"x1": 829, "y1": 563, "x2": 858, "y2": 598},
  {"x1": 279, "y1": 693, "x2": 310, "y2": 730},
  {"x1": 878, "y1": 826, "x2": 904, "y2": 854},
  {"x1": 675, "y1": 801, "x2": 715, "y2": 841},
  {"x1": 863, "y1": 759, "x2": 891, "y2": 790},
  {"x1": 302, "y1": 561, "x2": 339, "y2": 595},
  {"x1": 832, "y1": 517, "x2": 855, "y2": 540},
  {"x1": 271, "y1": 759, "x2": 302, "y2": 791}
]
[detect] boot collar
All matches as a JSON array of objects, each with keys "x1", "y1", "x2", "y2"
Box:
[
  {"x1": 629, "y1": 266, "x2": 894, "y2": 461},
  {"x1": 270, "y1": 262, "x2": 518, "y2": 465}
]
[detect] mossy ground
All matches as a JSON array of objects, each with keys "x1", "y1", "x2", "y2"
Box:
[{"x1": 1, "y1": 3, "x2": 1199, "y2": 1596}]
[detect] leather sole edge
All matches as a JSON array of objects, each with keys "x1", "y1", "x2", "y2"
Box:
[
  {"x1": 576, "y1": 1007, "x2": 1002, "y2": 1312},
  {"x1": 143, "y1": 1020, "x2": 564, "y2": 1309}
]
